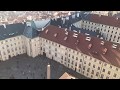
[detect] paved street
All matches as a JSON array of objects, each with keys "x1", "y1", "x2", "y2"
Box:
[{"x1": 0, "y1": 54, "x2": 88, "y2": 79}]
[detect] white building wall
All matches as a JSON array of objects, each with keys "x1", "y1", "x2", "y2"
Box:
[
  {"x1": 74, "y1": 20, "x2": 120, "y2": 43},
  {"x1": 30, "y1": 37, "x2": 40, "y2": 58},
  {"x1": 22, "y1": 36, "x2": 31, "y2": 56},
  {"x1": 40, "y1": 37, "x2": 120, "y2": 79},
  {"x1": 100, "y1": 62, "x2": 120, "y2": 79},
  {"x1": 0, "y1": 35, "x2": 26, "y2": 61}
]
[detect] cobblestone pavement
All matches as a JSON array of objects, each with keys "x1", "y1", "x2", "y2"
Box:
[{"x1": 0, "y1": 54, "x2": 88, "y2": 79}]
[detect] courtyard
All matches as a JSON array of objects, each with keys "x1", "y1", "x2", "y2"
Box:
[{"x1": 0, "y1": 54, "x2": 88, "y2": 79}]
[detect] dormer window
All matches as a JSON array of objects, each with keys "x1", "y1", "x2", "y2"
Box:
[
  {"x1": 45, "y1": 29, "x2": 48, "y2": 34},
  {"x1": 86, "y1": 37, "x2": 91, "y2": 41},
  {"x1": 73, "y1": 33, "x2": 78, "y2": 38},
  {"x1": 54, "y1": 33, "x2": 58, "y2": 37},
  {"x1": 64, "y1": 37, "x2": 67, "y2": 40},
  {"x1": 103, "y1": 48, "x2": 107, "y2": 54}
]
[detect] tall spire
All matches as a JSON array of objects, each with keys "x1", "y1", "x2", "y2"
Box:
[{"x1": 47, "y1": 63, "x2": 51, "y2": 79}]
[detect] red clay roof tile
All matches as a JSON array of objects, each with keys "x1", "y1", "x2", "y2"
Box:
[
  {"x1": 89, "y1": 14, "x2": 120, "y2": 28},
  {"x1": 40, "y1": 25, "x2": 120, "y2": 68}
]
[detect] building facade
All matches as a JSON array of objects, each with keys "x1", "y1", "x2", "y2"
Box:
[
  {"x1": 0, "y1": 18, "x2": 120, "y2": 79},
  {"x1": 39, "y1": 25, "x2": 120, "y2": 79},
  {"x1": 73, "y1": 14, "x2": 120, "y2": 44}
]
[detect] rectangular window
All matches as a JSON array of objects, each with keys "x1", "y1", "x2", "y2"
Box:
[
  {"x1": 76, "y1": 57, "x2": 78, "y2": 60},
  {"x1": 7, "y1": 50, "x2": 10, "y2": 53},
  {"x1": 108, "y1": 71, "x2": 111, "y2": 75},
  {"x1": 103, "y1": 69, "x2": 105, "y2": 72},
  {"x1": 104, "y1": 63, "x2": 107, "y2": 66},
  {"x1": 55, "y1": 48, "x2": 57, "y2": 51},
  {"x1": 87, "y1": 68, "x2": 90, "y2": 72},
  {"x1": 61, "y1": 56, "x2": 63, "y2": 60},
  {"x1": 83, "y1": 66, "x2": 85, "y2": 70},
  {"x1": 75, "y1": 62, "x2": 77, "y2": 66},
  {"x1": 6, "y1": 45, "x2": 9, "y2": 47},
  {"x1": 98, "y1": 67, "x2": 100, "y2": 70},
  {"x1": 73, "y1": 50, "x2": 75, "y2": 53},
  {"x1": 90, "y1": 57, "x2": 92, "y2": 60},
  {"x1": 4, "y1": 52, "x2": 6, "y2": 55},
  {"x1": 101, "y1": 74, "x2": 104, "y2": 78},
  {"x1": 71, "y1": 61, "x2": 74, "y2": 64},
  {"x1": 113, "y1": 73, "x2": 117, "y2": 77},
  {"x1": 65, "y1": 52, "x2": 67, "y2": 55},
  {"x1": 96, "y1": 72, "x2": 99, "y2": 76},
  {"x1": 72, "y1": 56, "x2": 74, "y2": 59},
  {"x1": 68, "y1": 59, "x2": 70, "y2": 63},
  {"x1": 80, "y1": 59, "x2": 82, "y2": 62},
  {"x1": 116, "y1": 68, "x2": 118, "y2": 71},
  {"x1": 84, "y1": 61, "x2": 86, "y2": 64},
  {"x1": 77, "y1": 52, "x2": 79, "y2": 55},
  {"x1": 93, "y1": 65, "x2": 95, "y2": 68},
  {"x1": 55, "y1": 53, "x2": 57, "y2": 57},
  {"x1": 89, "y1": 63, "x2": 91, "y2": 66},
  {"x1": 79, "y1": 64, "x2": 81, "y2": 68},
  {"x1": 94, "y1": 59, "x2": 96, "y2": 62},
  {"x1": 69, "y1": 49, "x2": 71, "y2": 52},
  {"x1": 83, "y1": 71, "x2": 84, "y2": 74},
  {"x1": 69, "y1": 54, "x2": 70, "y2": 57},
  {"x1": 106, "y1": 77, "x2": 109, "y2": 79},
  {"x1": 91, "y1": 75, "x2": 93, "y2": 78},
  {"x1": 15, "y1": 47, "x2": 17, "y2": 51},
  {"x1": 91, "y1": 70, "x2": 94, "y2": 74},
  {"x1": 43, "y1": 48, "x2": 45, "y2": 52},
  {"x1": 110, "y1": 65, "x2": 112, "y2": 68}
]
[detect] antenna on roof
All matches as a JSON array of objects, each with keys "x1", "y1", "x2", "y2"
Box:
[
  {"x1": 112, "y1": 44, "x2": 117, "y2": 48},
  {"x1": 86, "y1": 37, "x2": 91, "y2": 41}
]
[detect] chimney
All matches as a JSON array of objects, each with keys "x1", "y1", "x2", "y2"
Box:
[{"x1": 47, "y1": 64, "x2": 51, "y2": 79}]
